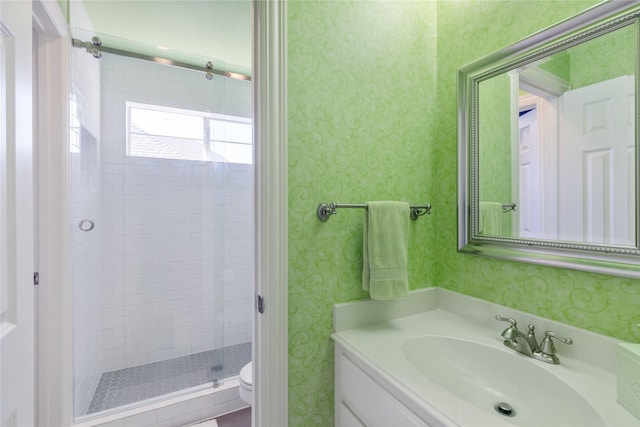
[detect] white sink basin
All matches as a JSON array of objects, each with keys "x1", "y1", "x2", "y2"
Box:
[{"x1": 402, "y1": 335, "x2": 604, "y2": 427}]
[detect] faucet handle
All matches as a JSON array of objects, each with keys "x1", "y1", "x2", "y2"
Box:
[
  {"x1": 495, "y1": 315, "x2": 519, "y2": 340},
  {"x1": 495, "y1": 315, "x2": 517, "y2": 327},
  {"x1": 534, "y1": 331, "x2": 573, "y2": 364},
  {"x1": 540, "y1": 331, "x2": 573, "y2": 353}
]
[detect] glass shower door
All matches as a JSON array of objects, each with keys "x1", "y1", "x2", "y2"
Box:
[{"x1": 71, "y1": 30, "x2": 253, "y2": 420}]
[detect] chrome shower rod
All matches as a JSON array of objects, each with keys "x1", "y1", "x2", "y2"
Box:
[{"x1": 72, "y1": 36, "x2": 251, "y2": 82}]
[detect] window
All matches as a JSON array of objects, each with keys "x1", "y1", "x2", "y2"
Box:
[{"x1": 126, "y1": 102, "x2": 252, "y2": 164}]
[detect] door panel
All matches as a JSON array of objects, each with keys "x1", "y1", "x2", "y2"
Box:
[
  {"x1": 0, "y1": 1, "x2": 34, "y2": 426},
  {"x1": 558, "y1": 75, "x2": 635, "y2": 246}
]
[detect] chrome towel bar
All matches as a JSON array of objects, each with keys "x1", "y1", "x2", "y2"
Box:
[
  {"x1": 502, "y1": 203, "x2": 516, "y2": 213},
  {"x1": 317, "y1": 202, "x2": 431, "y2": 222}
]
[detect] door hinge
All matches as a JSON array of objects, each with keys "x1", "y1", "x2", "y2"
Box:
[
  {"x1": 257, "y1": 294, "x2": 264, "y2": 314},
  {"x1": 34, "y1": 272, "x2": 40, "y2": 286}
]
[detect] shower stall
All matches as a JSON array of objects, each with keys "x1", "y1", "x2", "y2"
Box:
[{"x1": 69, "y1": 28, "x2": 254, "y2": 420}]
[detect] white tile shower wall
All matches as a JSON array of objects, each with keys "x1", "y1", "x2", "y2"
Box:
[
  {"x1": 99, "y1": 54, "x2": 253, "y2": 372},
  {"x1": 71, "y1": 30, "x2": 103, "y2": 417}
]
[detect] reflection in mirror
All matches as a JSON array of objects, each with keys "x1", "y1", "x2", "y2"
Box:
[
  {"x1": 459, "y1": 3, "x2": 640, "y2": 278},
  {"x1": 477, "y1": 18, "x2": 636, "y2": 246}
]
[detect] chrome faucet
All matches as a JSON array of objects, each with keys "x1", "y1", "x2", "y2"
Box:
[{"x1": 495, "y1": 315, "x2": 573, "y2": 364}]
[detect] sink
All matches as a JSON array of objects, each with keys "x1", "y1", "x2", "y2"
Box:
[
  {"x1": 402, "y1": 335, "x2": 604, "y2": 427},
  {"x1": 333, "y1": 289, "x2": 636, "y2": 426}
]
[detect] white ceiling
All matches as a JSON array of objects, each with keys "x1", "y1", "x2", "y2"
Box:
[{"x1": 79, "y1": 1, "x2": 252, "y2": 75}]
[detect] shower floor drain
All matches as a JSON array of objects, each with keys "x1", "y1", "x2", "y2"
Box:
[{"x1": 494, "y1": 402, "x2": 516, "y2": 417}]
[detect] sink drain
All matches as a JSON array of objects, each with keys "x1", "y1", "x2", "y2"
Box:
[{"x1": 494, "y1": 402, "x2": 516, "y2": 417}]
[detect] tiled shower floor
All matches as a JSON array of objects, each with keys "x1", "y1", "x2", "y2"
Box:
[{"x1": 87, "y1": 342, "x2": 251, "y2": 414}]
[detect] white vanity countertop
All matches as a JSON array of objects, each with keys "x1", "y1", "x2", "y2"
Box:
[{"x1": 332, "y1": 287, "x2": 638, "y2": 427}]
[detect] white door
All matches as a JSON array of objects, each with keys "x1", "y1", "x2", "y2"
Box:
[
  {"x1": 0, "y1": 1, "x2": 34, "y2": 426},
  {"x1": 558, "y1": 75, "x2": 635, "y2": 245},
  {"x1": 518, "y1": 105, "x2": 542, "y2": 238}
]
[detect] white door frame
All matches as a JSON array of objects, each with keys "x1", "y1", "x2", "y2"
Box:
[
  {"x1": 34, "y1": 1, "x2": 288, "y2": 426},
  {"x1": 252, "y1": 1, "x2": 288, "y2": 426},
  {"x1": 510, "y1": 70, "x2": 559, "y2": 240},
  {"x1": 33, "y1": 0, "x2": 73, "y2": 425}
]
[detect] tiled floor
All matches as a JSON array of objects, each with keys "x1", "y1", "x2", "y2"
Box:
[
  {"x1": 216, "y1": 408, "x2": 251, "y2": 427},
  {"x1": 87, "y1": 342, "x2": 251, "y2": 414},
  {"x1": 193, "y1": 408, "x2": 250, "y2": 427}
]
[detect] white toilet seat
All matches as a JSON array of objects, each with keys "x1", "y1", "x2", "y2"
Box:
[{"x1": 239, "y1": 361, "x2": 252, "y2": 405}]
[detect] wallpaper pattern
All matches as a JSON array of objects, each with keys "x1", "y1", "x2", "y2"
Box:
[
  {"x1": 288, "y1": 1, "x2": 640, "y2": 426},
  {"x1": 288, "y1": 2, "x2": 437, "y2": 425},
  {"x1": 569, "y1": 23, "x2": 636, "y2": 88}
]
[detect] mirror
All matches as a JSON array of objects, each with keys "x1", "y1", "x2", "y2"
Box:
[{"x1": 459, "y1": 2, "x2": 640, "y2": 278}]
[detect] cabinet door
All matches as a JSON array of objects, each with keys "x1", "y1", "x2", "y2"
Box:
[{"x1": 336, "y1": 352, "x2": 429, "y2": 427}]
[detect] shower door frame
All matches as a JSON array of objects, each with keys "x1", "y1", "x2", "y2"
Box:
[
  {"x1": 34, "y1": 0, "x2": 288, "y2": 426},
  {"x1": 34, "y1": 0, "x2": 73, "y2": 424}
]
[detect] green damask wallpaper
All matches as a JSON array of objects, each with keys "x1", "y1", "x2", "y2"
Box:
[
  {"x1": 288, "y1": 1, "x2": 640, "y2": 426},
  {"x1": 288, "y1": 2, "x2": 437, "y2": 424},
  {"x1": 569, "y1": 23, "x2": 636, "y2": 88},
  {"x1": 538, "y1": 24, "x2": 635, "y2": 88}
]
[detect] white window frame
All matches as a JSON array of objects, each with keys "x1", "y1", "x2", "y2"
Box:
[{"x1": 125, "y1": 101, "x2": 252, "y2": 164}]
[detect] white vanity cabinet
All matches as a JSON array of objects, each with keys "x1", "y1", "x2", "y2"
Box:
[
  {"x1": 334, "y1": 343, "x2": 430, "y2": 427},
  {"x1": 332, "y1": 288, "x2": 638, "y2": 427}
]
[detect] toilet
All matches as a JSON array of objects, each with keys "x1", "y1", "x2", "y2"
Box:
[{"x1": 239, "y1": 361, "x2": 253, "y2": 405}]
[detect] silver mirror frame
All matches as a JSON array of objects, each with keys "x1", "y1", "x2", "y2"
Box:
[{"x1": 458, "y1": 1, "x2": 640, "y2": 278}]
